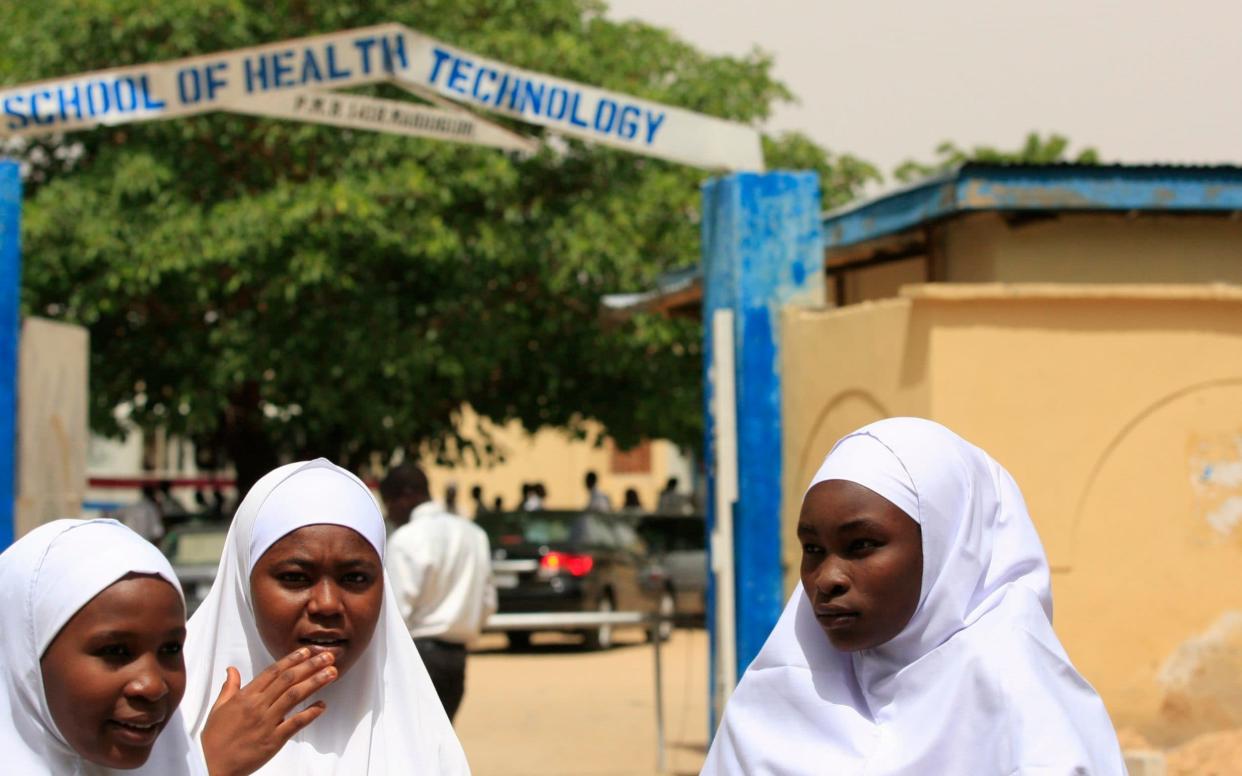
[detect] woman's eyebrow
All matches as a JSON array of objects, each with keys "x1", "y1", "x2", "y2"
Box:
[
  {"x1": 87, "y1": 629, "x2": 139, "y2": 641},
  {"x1": 836, "y1": 517, "x2": 884, "y2": 533},
  {"x1": 334, "y1": 558, "x2": 379, "y2": 569}
]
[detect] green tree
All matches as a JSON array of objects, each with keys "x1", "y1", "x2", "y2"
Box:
[
  {"x1": 2, "y1": 0, "x2": 875, "y2": 493},
  {"x1": 893, "y1": 132, "x2": 1101, "y2": 183}
]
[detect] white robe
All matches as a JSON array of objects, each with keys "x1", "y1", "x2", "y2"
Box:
[
  {"x1": 181, "y1": 459, "x2": 470, "y2": 775},
  {"x1": 0, "y1": 518, "x2": 206, "y2": 776},
  {"x1": 702, "y1": 418, "x2": 1126, "y2": 775}
]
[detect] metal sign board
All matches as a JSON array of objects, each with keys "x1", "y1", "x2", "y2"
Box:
[{"x1": 0, "y1": 24, "x2": 763, "y2": 171}]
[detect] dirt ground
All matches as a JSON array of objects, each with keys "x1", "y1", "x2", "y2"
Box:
[{"x1": 455, "y1": 627, "x2": 709, "y2": 776}]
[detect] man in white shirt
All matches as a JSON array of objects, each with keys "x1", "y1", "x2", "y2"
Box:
[{"x1": 380, "y1": 463, "x2": 497, "y2": 722}]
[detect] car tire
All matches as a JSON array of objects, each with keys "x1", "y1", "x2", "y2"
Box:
[
  {"x1": 649, "y1": 588, "x2": 676, "y2": 643},
  {"x1": 582, "y1": 595, "x2": 614, "y2": 650},
  {"x1": 506, "y1": 631, "x2": 532, "y2": 651}
]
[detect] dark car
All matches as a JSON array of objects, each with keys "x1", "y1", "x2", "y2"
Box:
[
  {"x1": 477, "y1": 510, "x2": 674, "y2": 649},
  {"x1": 634, "y1": 514, "x2": 706, "y2": 621}
]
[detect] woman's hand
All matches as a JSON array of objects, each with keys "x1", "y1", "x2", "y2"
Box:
[{"x1": 201, "y1": 647, "x2": 339, "y2": 776}]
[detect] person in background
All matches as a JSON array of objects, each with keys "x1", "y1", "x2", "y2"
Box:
[
  {"x1": 621, "y1": 488, "x2": 644, "y2": 515},
  {"x1": 380, "y1": 463, "x2": 497, "y2": 723},
  {"x1": 584, "y1": 471, "x2": 612, "y2": 512},
  {"x1": 521, "y1": 483, "x2": 543, "y2": 512},
  {"x1": 113, "y1": 484, "x2": 165, "y2": 543},
  {"x1": 656, "y1": 477, "x2": 691, "y2": 514},
  {"x1": 492, "y1": 495, "x2": 504, "y2": 513},
  {"x1": 470, "y1": 485, "x2": 487, "y2": 518}
]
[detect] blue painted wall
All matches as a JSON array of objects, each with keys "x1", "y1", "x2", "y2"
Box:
[
  {"x1": 701, "y1": 171, "x2": 824, "y2": 720},
  {"x1": 0, "y1": 160, "x2": 21, "y2": 550}
]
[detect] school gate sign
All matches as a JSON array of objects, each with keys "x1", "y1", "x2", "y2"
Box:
[
  {"x1": 0, "y1": 22, "x2": 765, "y2": 549},
  {"x1": 0, "y1": 26, "x2": 811, "y2": 722},
  {"x1": 0, "y1": 23, "x2": 764, "y2": 171}
]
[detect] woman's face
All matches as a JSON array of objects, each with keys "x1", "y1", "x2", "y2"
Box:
[
  {"x1": 250, "y1": 525, "x2": 383, "y2": 679},
  {"x1": 798, "y1": 480, "x2": 923, "y2": 651},
  {"x1": 40, "y1": 574, "x2": 186, "y2": 769}
]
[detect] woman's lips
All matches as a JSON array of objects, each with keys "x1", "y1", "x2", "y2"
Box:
[
  {"x1": 815, "y1": 610, "x2": 860, "y2": 630},
  {"x1": 106, "y1": 717, "x2": 164, "y2": 747},
  {"x1": 300, "y1": 634, "x2": 349, "y2": 660}
]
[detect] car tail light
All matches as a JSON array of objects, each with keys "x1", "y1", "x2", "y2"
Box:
[{"x1": 539, "y1": 551, "x2": 594, "y2": 577}]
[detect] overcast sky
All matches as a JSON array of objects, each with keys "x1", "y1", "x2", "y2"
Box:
[{"x1": 606, "y1": 0, "x2": 1242, "y2": 181}]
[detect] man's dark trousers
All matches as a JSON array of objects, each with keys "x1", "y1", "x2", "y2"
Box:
[{"x1": 413, "y1": 638, "x2": 467, "y2": 721}]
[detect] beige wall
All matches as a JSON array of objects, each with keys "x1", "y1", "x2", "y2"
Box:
[
  {"x1": 413, "y1": 406, "x2": 690, "y2": 517},
  {"x1": 941, "y1": 212, "x2": 1242, "y2": 284},
  {"x1": 18, "y1": 318, "x2": 88, "y2": 536},
  {"x1": 781, "y1": 284, "x2": 1242, "y2": 744}
]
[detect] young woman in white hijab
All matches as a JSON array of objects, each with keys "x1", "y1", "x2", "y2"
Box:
[
  {"x1": 702, "y1": 418, "x2": 1126, "y2": 775},
  {"x1": 182, "y1": 459, "x2": 469, "y2": 776},
  {"x1": 0, "y1": 518, "x2": 206, "y2": 775}
]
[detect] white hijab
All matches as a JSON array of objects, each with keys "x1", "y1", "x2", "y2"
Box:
[
  {"x1": 702, "y1": 418, "x2": 1126, "y2": 775},
  {"x1": 0, "y1": 518, "x2": 206, "y2": 776},
  {"x1": 182, "y1": 459, "x2": 469, "y2": 775}
]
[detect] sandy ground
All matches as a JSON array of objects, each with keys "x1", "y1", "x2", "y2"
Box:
[{"x1": 455, "y1": 627, "x2": 709, "y2": 776}]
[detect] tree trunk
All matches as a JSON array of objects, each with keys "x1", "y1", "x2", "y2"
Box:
[{"x1": 220, "y1": 382, "x2": 279, "y2": 507}]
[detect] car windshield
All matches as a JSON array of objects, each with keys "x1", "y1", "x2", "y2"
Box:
[{"x1": 477, "y1": 512, "x2": 578, "y2": 547}]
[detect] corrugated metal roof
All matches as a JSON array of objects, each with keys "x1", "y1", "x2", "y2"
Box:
[{"x1": 823, "y1": 162, "x2": 1242, "y2": 250}]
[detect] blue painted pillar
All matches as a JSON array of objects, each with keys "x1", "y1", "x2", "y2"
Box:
[
  {"x1": 0, "y1": 160, "x2": 20, "y2": 549},
  {"x1": 702, "y1": 171, "x2": 823, "y2": 715}
]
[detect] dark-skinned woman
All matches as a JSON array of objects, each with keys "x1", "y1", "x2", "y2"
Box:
[{"x1": 181, "y1": 459, "x2": 468, "y2": 775}]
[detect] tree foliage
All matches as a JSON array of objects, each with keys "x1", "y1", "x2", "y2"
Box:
[
  {"x1": 893, "y1": 132, "x2": 1101, "y2": 183},
  {"x1": 1, "y1": 0, "x2": 875, "y2": 491}
]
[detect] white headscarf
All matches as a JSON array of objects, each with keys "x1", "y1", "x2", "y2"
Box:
[
  {"x1": 702, "y1": 418, "x2": 1126, "y2": 775},
  {"x1": 0, "y1": 518, "x2": 206, "y2": 776},
  {"x1": 181, "y1": 459, "x2": 469, "y2": 775}
]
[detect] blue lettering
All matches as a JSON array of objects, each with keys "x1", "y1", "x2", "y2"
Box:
[
  {"x1": 85, "y1": 81, "x2": 110, "y2": 117},
  {"x1": 498, "y1": 74, "x2": 522, "y2": 110},
  {"x1": 273, "y1": 50, "x2": 295, "y2": 89},
  {"x1": 567, "y1": 91, "x2": 589, "y2": 128},
  {"x1": 593, "y1": 98, "x2": 617, "y2": 133},
  {"x1": 58, "y1": 84, "x2": 83, "y2": 121},
  {"x1": 472, "y1": 66, "x2": 496, "y2": 102},
  {"x1": 4, "y1": 96, "x2": 28, "y2": 130},
  {"x1": 520, "y1": 81, "x2": 544, "y2": 115},
  {"x1": 546, "y1": 87, "x2": 569, "y2": 121},
  {"x1": 644, "y1": 110, "x2": 666, "y2": 144},
  {"x1": 325, "y1": 44, "x2": 350, "y2": 80},
  {"x1": 113, "y1": 78, "x2": 138, "y2": 113},
  {"x1": 202, "y1": 66, "x2": 224, "y2": 103},
  {"x1": 428, "y1": 46, "x2": 452, "y2": 84},
  {"x1": 381, "y1": 33, "x2": 408, "y2": 72},
  {"x1": 354, "y1": 37, "x2": 378, "y2": 75},
  {"x1": 244, "y1": 55, "x2": 269, "y2": 92},
  {"x1": 178, "y1": 68, "x2": 201, "y2": 103},
  {"x1": 300, "y1": 48, "x2": 324, "y2": 84},
  {"x1": 446, "y1": 58, "x2": 472, "y2": 95},
  {"x1": 30, "y1": 89, "x2": 53, "y2": 125},
  {"x1": 138, "y1": 75, "x2": 166, "y2": 110},
  {"x1": 617, "y1": 105, "x2": 640, "y2": 140}
]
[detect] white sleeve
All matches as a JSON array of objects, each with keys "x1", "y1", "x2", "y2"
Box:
[{"x1": 385, "y1": 530, "x2": 429, "y2": 623}]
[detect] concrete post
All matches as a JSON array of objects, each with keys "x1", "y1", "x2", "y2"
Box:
[{"x1": 701, "y1": 171, "x2": 824, "y2": 724}]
